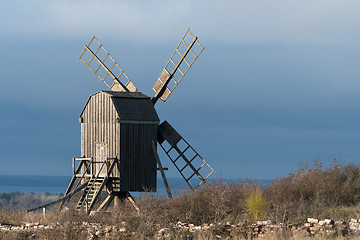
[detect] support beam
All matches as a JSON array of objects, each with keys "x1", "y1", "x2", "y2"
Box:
[
  {"x1": 114, "y1": 192, "x2": 127, "y2": 209},
  {"x1": 126, "y1": 192, "x2": 140, "y2": 213},
  {"x1": 152, "y1": 141, "x2": 173, "y2": 199},
  {"x1": 97, "y1": 194, "x2": 114, "y2": 212},
  {"x1": 112, "y1": 192, "x2": 140, "y2": 213}
]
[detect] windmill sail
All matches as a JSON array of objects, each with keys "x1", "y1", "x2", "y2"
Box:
[
  {"x1": 79, "y1": 35, "x2": 137, "y2": 92},
  {"x1": 152, "y1": 28, "x2": 204, "y2": 104},
  {"x1": 157, "y1": 121, "x2": 215, "y2": 189}
]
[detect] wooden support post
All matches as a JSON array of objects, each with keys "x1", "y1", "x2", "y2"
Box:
[
  {"x1": 126, "y1": 192, "x2": 140, "y2": 213},
  {"x1": 152, "y1": 141, "x2": 173, "y2": 199},
  {"x1": 97, "y1": 194, "x2": 114, "y2": 212},
  {"x1": 112, "y1": 192, "x2": 140, "y2": 213},
  {"x1": 113, "y1": 192, "x2": 127, "y2": 209}
]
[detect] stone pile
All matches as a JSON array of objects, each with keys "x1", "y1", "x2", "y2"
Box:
[
  {"x1": 0, "y1": 221, "x2": 127, "y2": 239},
  {"x1": 2, "y1": 217, "x2": 360, "y2": 239},
  {"x1": 349, "y1": 218, "x2": 360, "y2": 232},
  {"x1": 301, "y1": 217, "x2": 343, "y2": 237},
  {"x1": 156, "y1": 218, "x2": 352, "y2": 239},
  {"x1": 156, "y1": 220, "x2": 284, "y2": 239}
]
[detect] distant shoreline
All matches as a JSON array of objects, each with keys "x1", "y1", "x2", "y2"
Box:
[{"x1": 0, "y1": 175, "x2": 272, "y2": 194}]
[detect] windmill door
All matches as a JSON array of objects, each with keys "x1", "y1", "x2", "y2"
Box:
[{"x1": 95, "y1": 142, "x2": 109, "y2": 177}]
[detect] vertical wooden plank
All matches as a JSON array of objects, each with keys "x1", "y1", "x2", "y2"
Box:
[
  {"x1": 81, "y1": 104, "x2": 89, "y2": 157},
  {"x1": 102, "y1": 92, "x2": 105, "y2": 144},
  {"x1": 99, "y1": 93, "x2": 102, "y2": 144},
  {"x1": 81, "y1": 122, "x2": 84, "y2": 157},
  {"x1": 136, "y1": 124, "x2": 141, "y2": 191},
  {"x1": 111, "y1": 101, "x2": 117, "y2": 179},
  {"x1": 105, "y1": 95, "x2": 109, "y2": 176},
  {"x1": 142, "y1": 124, "x2": 147, "y2": 190},
  {"x1": 86, "y1": 101, "x2": 90, "y2": 158},
  {"x1": 97, "y1": 93, "x2": 100, "y2": 173},
  {"x1": 117, "y1": 122, "x2": 122, "y2": 190},
  {"x1": 84, "y1": 103, "x2": 87, "y2": 158},
  {"x1": 109, "y1": 97, "x2": 113, "y2": 177},
  {"x1": 133, "y1": 124, "x2": 137, "y2": 191},
  {"x1": 92, "y1": 94, "x2": 96, "y2": 174},
  {"x1": 129, "y1": 123, "x2": 133, "y2": 191},
  {"x1": 126, "y1": 123, "x2": 131, "y2": 190},
  {"x1": 84, "y1": 107, "x2": 87, "y2": 158},
  {"x1": 139, "y1": 124, "x2": 143, "y2": 191}
]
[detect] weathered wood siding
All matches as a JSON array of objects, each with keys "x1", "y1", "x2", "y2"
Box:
[{"x1": 80, "y1": 92, "x2": 120, "y2": 178}]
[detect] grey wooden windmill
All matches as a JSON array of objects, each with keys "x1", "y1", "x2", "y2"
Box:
[{"x1": 28, "y1": 29, "x2": 215, "y2": 214}]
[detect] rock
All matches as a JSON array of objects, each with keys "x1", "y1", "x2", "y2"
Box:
[
  {"x1": 304, "y1": 223, "x2": 311, "y2": 227},
  {"x1": 319, "y1": 220, "x2": 326, "y2": 226},
  {"x1": 307, "y1": 218, "x2": 319, "y2": 224},
  {"x1": 335, "y1": 221, "x2": 344, "y2": 226},
  {"x1": 194, "y1": 226, "x2": 202, "y2": 230},
  {"x1": 351, "y1": 218, "x2": 358, "y2": 223},
  {"x1": 324, "y1": 219, "x2": 334, "y2": 225},
  {"x1": 257, "y1": 220, "x2": 272, "y2": 225},
  {"x1": 95, "y1": 229, "x2": 102, "y2": 236},
  {"x1": 203, "y1": 225, "x2": 210, "y2": 230}
]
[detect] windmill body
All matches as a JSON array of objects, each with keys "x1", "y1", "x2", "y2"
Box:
[
  {"x1": 27, "y1": 29, "x2": 215, "y2": 214},
  {"x1": 79, "y1": 91, "x2": 159, "y2": 192}
]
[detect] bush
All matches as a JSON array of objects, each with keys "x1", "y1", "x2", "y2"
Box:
[
  {"x1": 245, "y1": 188, "x2": 269, "y2": 220},
  {"x1": 266, "y1": 159, "x2": 360, "y2": 223}
]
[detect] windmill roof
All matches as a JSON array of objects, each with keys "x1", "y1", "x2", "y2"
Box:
[
  {"x1": 101, "y1": 91, "x2": 150, "y2": 99},
  {"x1": 80, "y1": 91, "x2": 159, "y2": 122}
]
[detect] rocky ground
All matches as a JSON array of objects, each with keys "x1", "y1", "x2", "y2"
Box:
[{"x1": 2, "y1": 217, "x2": 360, "y2": 239}]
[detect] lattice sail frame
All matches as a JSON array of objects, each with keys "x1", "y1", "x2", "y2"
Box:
[
  {"x1": 158, "y1": 121, "x2": 215, "y2": 189},
  {"x1": 79, "y1": 36, "x2": 137, "y2": 92},
  {"x1": 153, "y1": 28, "x2": 204, "y2": 102}
]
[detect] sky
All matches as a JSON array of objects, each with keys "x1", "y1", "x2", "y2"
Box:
[{"x1": 1, "y1": 0, "x2": 360, "y2": 180}]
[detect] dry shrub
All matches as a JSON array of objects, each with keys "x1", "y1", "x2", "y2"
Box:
[
  {"x1": 0, "y1": 231, "x2": 34, "y2": 240},
  {"x1": 266, "y1": 159, "x2": 360, "y2": 223},
  {"x1": 0, "y1": 209, "x2": 27, "y2": 225},
  {"x1": 166, "y1": 182, "x2": 250, "y2": 224},
  {"x1": 110, "y1": 182, "x2": 258, "y2": 238},
  {"x1": 37, "y1": 222, "x2": 88, "y2": 240},
  {"x1": 126, "y1": 194, "x2": 169, "y2": 238}
]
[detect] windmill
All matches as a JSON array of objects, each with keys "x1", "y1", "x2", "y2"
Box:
[{"x1": 27, "y1": 29, "x2": 215, "y2": 214}]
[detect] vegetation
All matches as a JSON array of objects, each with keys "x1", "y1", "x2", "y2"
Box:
[
  {"x1": 1, "y1": 159, "x2": 360, "y2": 239},
  {"x1": 0, "y1": 192, "x2": 59, "y2": 210},
  {"x1": 245, "y1": 187, "x2": 269, "y2": 220}
]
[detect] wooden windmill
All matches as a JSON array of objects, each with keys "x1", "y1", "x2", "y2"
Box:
[{"x1": 28, "y1": 29, "x2": 215, "y2": 214}]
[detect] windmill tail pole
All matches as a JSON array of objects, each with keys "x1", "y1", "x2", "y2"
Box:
[
  {"x1": 26, "y1": 181, "x2": 88, "y2": 213},
  {"x1": 152, "y1": 140, "x2": 173, "y2": 199}
]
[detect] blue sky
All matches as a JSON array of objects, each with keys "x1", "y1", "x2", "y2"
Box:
[{"x1": 1, "y1": 0, "x2": 360, "y2": 179}]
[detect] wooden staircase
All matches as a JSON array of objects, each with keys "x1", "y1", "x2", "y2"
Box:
[
  {"x1": 76, "y1": 177, "x2": 106, "y2": 212},
  {"x1": 75, "y1": 159, "x2": 117, "y2": 213}
]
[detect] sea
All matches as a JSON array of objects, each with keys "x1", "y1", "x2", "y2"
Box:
[{"x1": 0, "y1": 175, "x2": 272, "y2": 196}]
